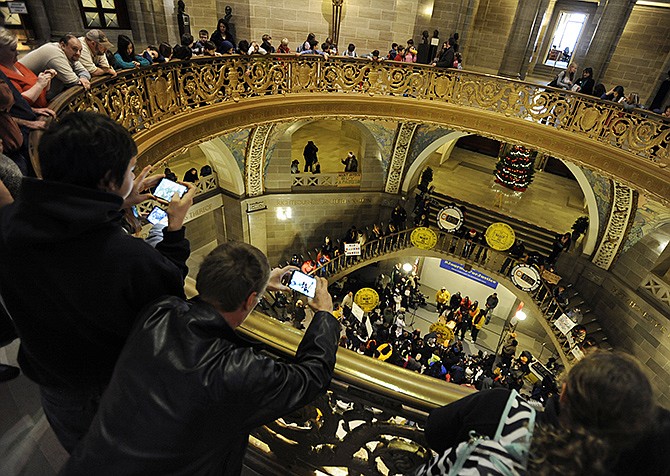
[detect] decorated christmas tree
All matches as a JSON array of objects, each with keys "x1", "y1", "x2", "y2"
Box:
[{"x1": 494, "y1": 144, "x2": 536, "y2": 192}]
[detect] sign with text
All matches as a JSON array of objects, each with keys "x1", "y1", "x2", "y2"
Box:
[
  {"x1": 8, "y1": 2, "x2": 28, "y2": 14},
  {"x1": 344, "y1": 243, "x2": 361, "y2": 256},
  {"x1": 440, "y1": 259, "x2": 498, "y2": 289},
  {"x1": 554, "y1": 313, "x2": 577, "y2": 335},
  {"x1": 485, "y1": 222, "x2": 515, "y2": 251},
  {"x1": 510, "y1": 264, "x2": 541, "y2": 292},
  {"x1": 437, "y1": 206, "x2": 464, "y2": 232},
  {"x1": 354, "y1": 288, "x2": 379, "y2": 312}
]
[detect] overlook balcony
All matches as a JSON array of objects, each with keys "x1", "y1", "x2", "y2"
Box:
[
  {"x1": 41, "y1": 57, "x2": 657, "y2": 474},
  {"x1": 48, "y1": 55, "x2": 670, "y2": 203}
]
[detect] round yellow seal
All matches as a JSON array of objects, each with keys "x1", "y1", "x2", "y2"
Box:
[
  {"x1": 410, "y1": 227, "x2": 437, "y2": 250},
  {"x1": 354, "y1": 288, "x2": 380, "y2": 312},
  {"x1": 485, "y1": 223, "x2": 516, "y2": 251}
]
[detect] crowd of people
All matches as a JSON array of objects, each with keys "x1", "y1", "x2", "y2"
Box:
[
  {"x1": 0, "y1": 15, "x2": 668, "y2": 474},
  {"x1": 549, "y1": 63, "x2": 670, "y2": 116}
]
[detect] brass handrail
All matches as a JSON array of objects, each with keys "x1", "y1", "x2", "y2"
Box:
[{"x1": 48, "y1": 56, "x2": 669, "y2": 175}]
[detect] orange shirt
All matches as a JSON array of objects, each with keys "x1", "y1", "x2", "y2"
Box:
[{"x1": 0, "y1": 62, "x2": 47, "y2": 108}]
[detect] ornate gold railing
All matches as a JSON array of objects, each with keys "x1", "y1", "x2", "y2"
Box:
[{"x1": 48, "y1": 55, "x2": 670, "y2": 202}]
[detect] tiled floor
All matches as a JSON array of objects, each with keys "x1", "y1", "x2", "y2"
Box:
[{"x1": 428, "y1": 147, "x2": 586, "y2": 232}]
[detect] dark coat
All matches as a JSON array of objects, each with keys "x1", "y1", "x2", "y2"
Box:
[
  {"x1": 435, "y1": 46, "x2": 454, "y2": 68},
  {"x1": 0, "y1": 178, "x2": 189, "y2": 389},
  {"x1": 62, "y1": 298, "x2": 340, "y2": 475}
]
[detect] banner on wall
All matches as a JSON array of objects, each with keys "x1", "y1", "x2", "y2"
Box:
[{"x1": 439, "y1": 260, "x2": 498, "y2": 289}]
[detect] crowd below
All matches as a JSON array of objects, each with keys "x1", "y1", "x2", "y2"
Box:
[{"x1": 0, "y1": 14, "x2": 668, "y2": 474}]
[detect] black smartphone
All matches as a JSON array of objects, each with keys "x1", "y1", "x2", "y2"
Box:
[
  {"x1": 147, "y1": 206, "x2": 169, "y2": 226},
  {"x1": 285, "y1": 270, "x2": 317, "y2": 299},
  {"x1": 153, "y1": 178, "x2": 188, "y2": 203}
]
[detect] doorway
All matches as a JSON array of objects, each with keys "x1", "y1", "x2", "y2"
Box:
[{"x1": 544, "y1": 11, "x2": 587, "y2": 69}]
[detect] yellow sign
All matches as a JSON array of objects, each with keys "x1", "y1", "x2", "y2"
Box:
[
  {"x1": 429, "y1": 321, "x2": 455, "y2": 346},
  {"x1": 354, "y1": 288, "x2": 380, "y2": 312},
  {"x1": 485, "y1": 222, "x2": 516, "y2": 251},
  {"x1": 410, "y1": 227, "x2": 437, "y2": 250}
]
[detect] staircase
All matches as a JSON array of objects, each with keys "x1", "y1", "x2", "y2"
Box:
[{"x1": 426, "y1": 191, "x2": 560, "y2": 257}]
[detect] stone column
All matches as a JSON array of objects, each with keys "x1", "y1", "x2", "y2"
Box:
[
  {"x1": 575, "y1": 0, "x2": 636, "y2": 84},
  {"x1": 41, "y1": 0, "x2": 83, "y2": 38},
  {"x1": 454, "y1": 0, "x2": 481, "y2": 58},
  {"x1": 25, "y1": 0, "x2": 51, "y2": 43},
  {"x1": 246, "y1": 207, "x2": 268, "y2": 255},
  {"x1": 498, "y1": 0, "x2": 548, "y2": 78},
  {"x1": 519, "y1": 0, "x2": 551, "y2": 79}
]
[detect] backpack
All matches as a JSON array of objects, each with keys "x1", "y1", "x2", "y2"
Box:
[{"x1": 415, "y1": 390, "x2": 536, "y2": 476}]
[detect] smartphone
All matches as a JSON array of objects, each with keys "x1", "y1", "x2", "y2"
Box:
[
  {"x1": 153, "y1": 178, "x2": 188, "y2": 203},
  {"x1": 286, "y1": 270, "x2": 317, "y2": 299},
  {"x1": 147, "y1": 206, "x2": 169, "y2": 226}
]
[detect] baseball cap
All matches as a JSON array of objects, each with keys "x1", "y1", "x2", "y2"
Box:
[{"x1": 85, "y1": 29, "x2": 114, "y2": 49}]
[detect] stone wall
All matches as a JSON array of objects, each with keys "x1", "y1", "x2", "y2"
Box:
[
  {"x1": 465, "y1": 0, "x2": 516, "y2": 73},
  {"x1": 241, "y1": 192, "x2": 394, "y2": 265},
  {"x1": 599, "y1": 4, "x2": 670, "y2": 105},
  {"x1": 184, "y1": 211, "x2": 218, "y2": 250},
  {"x1": 559, "y1": 254, "x2": 670, "y2": 408}
]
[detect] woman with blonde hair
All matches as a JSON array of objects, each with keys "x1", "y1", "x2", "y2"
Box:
[{"x1": 0, "y1": 27, "x2": 54, "y2": 108}]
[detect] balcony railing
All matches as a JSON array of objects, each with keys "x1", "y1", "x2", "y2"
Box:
[
  {"x1": 292, "y1": 171, "x2": 361, "y2": 189},
  {"x1": 49, "y1": 55, "x2": 669, "y2": 174}
]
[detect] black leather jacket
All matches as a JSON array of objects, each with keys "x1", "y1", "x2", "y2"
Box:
[{"x1": 62, "y1": 297, "x2": 340, "y2": 475}]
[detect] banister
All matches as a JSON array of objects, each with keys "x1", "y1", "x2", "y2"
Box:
[{"x1": 46, "y1": 55, "x2": 670, "y2": 203}]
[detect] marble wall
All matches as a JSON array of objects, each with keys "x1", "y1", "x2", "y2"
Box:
[{"x1": 559, "y1": 254, "x2": 670, "y2": 408}]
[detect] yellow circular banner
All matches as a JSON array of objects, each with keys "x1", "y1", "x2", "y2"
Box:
[
  {"x1": 485, "y1": 223, "x2": 516, "y2": 251},
  {"x1": 354, "y1": 288, "x2": 380, "y2": 312},
  {"x1": 410, "y1": 227, "x2": 437, "y2": 250}
]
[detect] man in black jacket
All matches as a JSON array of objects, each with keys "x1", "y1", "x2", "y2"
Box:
[
  {"x1": 432, "y1": 37, "x2": 455, "y2": 69},
  {"x1": 0, "y1": 112, "x2": 194, "y2": 453},
  {"x1": 62, "y1": 241, "x2": 340, "y2": 475}
]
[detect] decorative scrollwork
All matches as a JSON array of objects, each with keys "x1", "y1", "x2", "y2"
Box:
[
  {"x1": 247, "y1": 124, "x2": 274, "y2": 196},
  {"x1": 48, "y1": 56, "x2": 670, "y2": 201},
  {"x1": 251, "y1": 387, "x2": 430, "y2": 475},
  {"x1": 386, "y1": 122, "x2": 418, "y2": 194},
  {"x1": 592, "y1": 182, "x2": 637, "y2": 270}
]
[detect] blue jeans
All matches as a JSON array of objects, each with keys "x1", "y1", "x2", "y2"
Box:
[{"x1": 39, "y1": 384, "x2": 105, "y2": 453}]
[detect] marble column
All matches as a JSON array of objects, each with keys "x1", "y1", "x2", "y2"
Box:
[
  {"x1": 497, "y1": 0, "x2": 548, "y2": 79},
  {"x1": 24, "y1": 0, "x2": 51, "y2": 42},
  {"x1": 575, "y1": 0, "x2": 636, "y2": 84},
  {"x1": 519, "y1": 0, "x2": 551, "y2": 79},
  {"x1": 454, "y1": 0, "x2": 480, "y2": 58}
]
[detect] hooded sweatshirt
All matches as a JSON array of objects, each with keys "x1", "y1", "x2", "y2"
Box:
[{"x1": 0, "y1": 178, "x2": 189, "y2": 389}]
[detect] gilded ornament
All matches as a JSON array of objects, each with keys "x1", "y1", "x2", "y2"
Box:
[
  {"x1": 485, "y1": 223, "x2": 516, "y2": 251},
  {"x1": 410, "y1": 227, "x2": 437, "y2": 250}
]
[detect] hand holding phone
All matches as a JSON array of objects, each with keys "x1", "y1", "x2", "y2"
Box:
[
  {"x1": 147, "y1": 206, "x2": 168, "y2": 226},
  {"x1": 165, "y1": 182, "x2": 196, "y2": 232},
  {"x1": 153, "y1": 178, "x2": 188, "y2": 203},
  {"x1": 285, "y1": 270, "x2": 317, "y2": 299}
]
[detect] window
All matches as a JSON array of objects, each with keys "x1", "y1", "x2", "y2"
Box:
[
  {"x1": 77, "y1": 0, "x2": 130, "y2": 29},
  {"x1": 544, "y1": 12, "x2": 588, "y2": 67}
]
